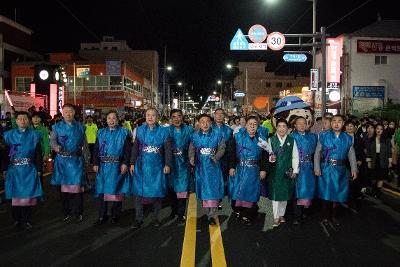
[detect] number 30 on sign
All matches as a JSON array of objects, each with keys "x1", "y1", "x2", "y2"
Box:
[{"x1": 267, "y1": 32, "x2": 285, "y2": 51}]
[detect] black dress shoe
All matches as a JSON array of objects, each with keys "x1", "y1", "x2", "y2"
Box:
[
  {"x1": 177, "y1": 216, "x2": 186, "y2": 225},
  {"x1": 24, "y1": 222, "x2": 33, "y2": 230},
  {"x1": 208, "y1": 217, "x2": 216, "y2": 226},
  {"x1": 63, "y1": 215, "x2": 71, "y2": 222},
  {"x1": 131, "y1": 220, "x2": 143, "y2": 229},
  {"x1": 241, "y1": 216, "x2": 252, "y2": 226},
  {"x1": 13, "y1": 221, "x2": 21, "y2": 228},
  {"x1": 93, "y1": 218, "x2": 107, "y2": 226},
  {"x1": 169, "y1": 211, "x2": 177, "y2": 219},
  {"x1": 76, "y1": 215, "x2": 83, "y2": 223},
  {"x1": 152, "y1": 219, "x2": 161, "y2": 227},
  {"x1": 111, "y1": 217, "x2": 119, "y2": 224}
]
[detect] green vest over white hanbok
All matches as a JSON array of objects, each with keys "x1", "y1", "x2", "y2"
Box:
[{"x1": 268, "y1": 134, "x2": 295, "y2": 201}]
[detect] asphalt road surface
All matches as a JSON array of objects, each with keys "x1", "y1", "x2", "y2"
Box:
[{"x1": 0, "y1": 174, "x2": 399, "y2": 267}]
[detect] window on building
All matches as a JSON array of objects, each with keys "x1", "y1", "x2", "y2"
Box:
[
  {"x1": 112, "y1": 47, "x2": 118, "y2": 50},
  {"x1": 375, "y1": 55, "x2": 387, "y2": 65},
  {"x1": 95, "y1": 75, "x2": 108, "y2": 90},
  {"x1": 286, "y1": 82, "x2": 292, "y2": 87},
  {"x1": 124, "y1": 77, "x2": 133, "y2": 90},
  {"x1": 110, "y1": 76, "x2": 122, "y2": 90},
  {"x1": 265, "y1": 82, "x2": 271, "y2": 88},
  {"x1": 276, "y1": 82, "x2": 282, "y2": 88},
  {"x1": 15, "y1": 77, "x2": 33, "y2": 92}
]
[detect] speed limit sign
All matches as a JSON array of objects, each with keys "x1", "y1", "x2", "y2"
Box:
[{"x1": 267, "y1": 32, "x2": 285, "y2": 51}]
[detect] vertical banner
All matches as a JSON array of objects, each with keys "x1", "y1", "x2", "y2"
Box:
[
  {"x1": 326, "y1": 37, "x2": 343, "y2": 88},
  {"x1": 50, "y1": 84, "x2": 57, "y2": 117},
  {"x1": 310, "y1": 68, "x2": 319, "y2": 91}
]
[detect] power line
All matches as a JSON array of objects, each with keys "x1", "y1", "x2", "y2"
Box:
[
  {"x1": 56, "y1": 0, "x2": 101, "y2": 42},
  {"x1": 326, "y1": 0, "x2": 375, "y2": 30}
]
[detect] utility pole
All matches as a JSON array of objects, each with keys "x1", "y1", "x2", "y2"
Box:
[
  {"x1": 321, "y1": 26, "x2": 327, "y2": 115},
  {"x1": 311, "y1": 0, "x2": 317, "y2": 111},
  {"x1": 163, "y1": 46, "x2": 167, "y2": 113}
]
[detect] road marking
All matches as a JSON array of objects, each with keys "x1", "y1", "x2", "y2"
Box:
[
  {"x1": 382, "y1": 187, "x2": 400, "y2": 197},
  {"x1": 209, "y1": 217, "x2": 227, "y2": 267},
  {"x1": 180, "y1": 193, "x2": 197, "y2": 267}
]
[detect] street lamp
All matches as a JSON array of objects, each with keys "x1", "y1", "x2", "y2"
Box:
[
  {"x1": 226, "y1": 63, "x2": 248, "y2": 106},
  {"x1": 162, "y1": 65, "x2": 173, "y2": 112}
]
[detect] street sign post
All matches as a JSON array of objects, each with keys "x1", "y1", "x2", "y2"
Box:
[
  {"x1": 283, "y1": 53, "x2": 307, "y2": 62},
  {"x1": 267, "y1": 32, "x2": 285, "y2": 51}
]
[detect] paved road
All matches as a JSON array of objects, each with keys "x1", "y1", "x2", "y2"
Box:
[{"x1": 0, "y1": 174, "x2": 399, "y2": 267}]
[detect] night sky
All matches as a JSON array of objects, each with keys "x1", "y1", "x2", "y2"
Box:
[{"x1": 2, "y1": 0, "x2": 398, "y2": 98}]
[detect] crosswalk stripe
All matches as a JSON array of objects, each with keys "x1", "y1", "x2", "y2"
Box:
[
  {"x1": 180, "y1": 193, "x2": 197, "y2": 267},
  {"x1": 209, "y1": 217, "x2": 227, "y2": 267}
]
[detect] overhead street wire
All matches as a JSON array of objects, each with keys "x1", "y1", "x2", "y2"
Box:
[{"x1": 56, "y1": 0, "x2": 101, "y2": 42}]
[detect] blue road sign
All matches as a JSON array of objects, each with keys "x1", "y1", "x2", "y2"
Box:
[
  {"x1": 230, "y1": 29, "x2": 249, "y2": 50},
  {"x1": 352, "y1": 86, "x2": 384, "y2": 99},
  {"x1": 283, "y1": 53, "x2": 307, "y2": 62}
]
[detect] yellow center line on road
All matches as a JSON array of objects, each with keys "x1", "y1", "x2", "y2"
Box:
[
  {"x1": 209, "y1": 217, "x2": 227, "y2": 267},
  {"x1": 180, "y1": 193, "x2": 197, "y2": 267},
  {"x1": 382, "y1": 187, "x2": 400, "y2": 197}
]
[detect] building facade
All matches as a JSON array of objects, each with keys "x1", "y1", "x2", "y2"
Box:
[
  {"x1": 79, "y1": 36, "x2": 159, "y2": 107},
  {"x1": 233, "y1": 62, "x2": 309, "y2": 113},
  {"x1": 11, "y1": 53, "x2": 147, "y2": 115},
  {"x1": 315, "y1": 20, "x2": 400, "y2": 114}
]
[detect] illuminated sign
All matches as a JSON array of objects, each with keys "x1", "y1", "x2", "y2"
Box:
[
  {"x1": 327, "y1": 37, "x2": 343, "y2": 84},
  {"x1": 76, "y1": 67, "x2": 90, "y2": 78},
  {"x1": 310, "y1": 68, "x2": 319, "y2": 91},
  {"x1": 283, "y1": 53, "x2": 307, "y2": 62},
  {"x1": 357, "y1": 39, "x2": 400, "y2": 54},
  {"x1": 234, "y1": 90, "x2": 246, "y2": 97}
]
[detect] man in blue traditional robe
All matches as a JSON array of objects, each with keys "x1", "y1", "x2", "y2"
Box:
[
  {"x1": 168, "y1": 109, "x2": 193, "y2": 224},
  {"x1": 212, "y1": 108, "x2": 232, "y2": 209},
  {"x1": 290, "y1": 116, "x2": 317, "y2": 224},
  {"x1": 2, "y1": 111, "x2": 43, "y2": 230},
  {"x1": 92, "y1": 110, "x2": 131, "y2": 225},
  {"x1": 314, "y1": 114, "x2": 358, "y2": 226},
  {"x1": 189, "y1": 114, "x2": 225, "y2": 226},
  {"x1": 50, "y1": 104, "x2": 88, "y2": 223},
  {"x1": 227, "y1": 116, "x2": 268, "y2": 225},
  {"x1": 130, "y1": 108, "x2": 172, "y2": 228}
]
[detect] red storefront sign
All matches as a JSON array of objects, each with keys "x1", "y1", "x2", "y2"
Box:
[{"x1": 357, "y1": 39, "x2": 400, "y2": 54}]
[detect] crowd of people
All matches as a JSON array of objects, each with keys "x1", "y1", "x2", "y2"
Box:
[{"x1": 1, "y1": 104, "x2": 399, "y2": 231}]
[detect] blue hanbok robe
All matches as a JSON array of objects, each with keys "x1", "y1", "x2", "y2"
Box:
[
  {"x1": 4, "y1": 128, "x2": 42, "y2": 200},
  {"x1": 192, "y1": 128, "x2": 224, "y2": 200},
  {"x1": 318, "y1": 130, "x2": 353, "y2": 202},
  {"x1": 290, "y1": 130, "x2": 317, "y2": 201},
  {"x1": 229, "y1": 128, "x2": 263, "y2": 203},
  {"x1": 168, "y1": 124, "x2": 193, "y2": 194},
  {"x1": 51, "y1": 120, "x2": 86, "y2": 187},
  {"x1": 95, "y1": 127, "x2": 131, "y2": 197},
  {"x1": 212, "y1": 123, "x2": 233, "y2": 179},
  {"x1": 132, "y1": 124, "x2": 170, "y2": 198}
]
